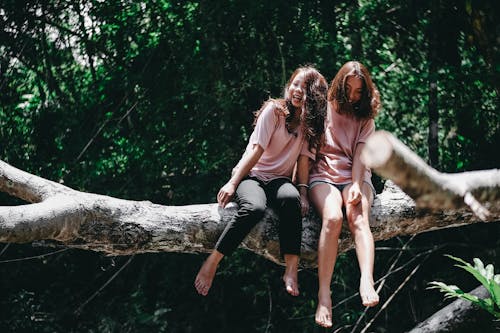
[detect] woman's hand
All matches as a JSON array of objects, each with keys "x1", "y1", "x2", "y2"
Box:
[
  {"x1": 217, "y1": 182, "x2": 237, "y2": 208},
  {"x1": 347, "y1": 182, "x2": 362, "y2": 205},
  {"x1": 300, "y1": 192, "x2": 309, "y2": 217}
]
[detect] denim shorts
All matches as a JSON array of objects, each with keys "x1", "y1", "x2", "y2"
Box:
[{"x1": 309, "y1": 180, "x2": 376, "y2": 201}]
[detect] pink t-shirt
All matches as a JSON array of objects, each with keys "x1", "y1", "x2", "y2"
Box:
[
  {"x1": 237, "y1": 100, "x2": 315, "y2": 183},
  {"x1": 309, "y1": 102, "x2": 375, "y2": 185}
]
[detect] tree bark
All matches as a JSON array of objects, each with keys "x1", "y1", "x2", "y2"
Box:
[
  {"x1": 361, "y1": 131, "x2": 500, "y2": 220},
  {"x1": 1, "y1": 131, "x2": 499, "y2": 268},
  {"x1": 407, "y1": 286, "x2": 495, "y2": 333}
]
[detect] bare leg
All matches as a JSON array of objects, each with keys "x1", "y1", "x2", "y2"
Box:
[
  {"x1": 343, "y1": 183, "x2": 379, "y2": 307},
  {"x1": 310, "y1": 183, "x2": 344, "y2": 327},
  {"x1": 194, "y1": 250, "x2": 224, "y2": 296},
  {"x1": 283, "y1": 254, "x2": 300, "y2": 296}
]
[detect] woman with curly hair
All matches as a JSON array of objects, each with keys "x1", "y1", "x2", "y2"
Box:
[
  {"x1": 309, "y1": 61, "x2": 381, "y2": 327},
  {"x1": 195, "y1": 66, "x2": 327, "y2": 297}
]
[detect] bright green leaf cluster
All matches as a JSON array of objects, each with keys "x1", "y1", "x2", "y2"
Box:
[{"x1": 429, "y1": 255, "x2": 500, "y2": 318}]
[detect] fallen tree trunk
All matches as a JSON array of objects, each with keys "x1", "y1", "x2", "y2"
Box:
[
  {"x1": 407, "y1": 286, "x2": 494, "y2": 332},
  {"x1": 0, "y1": 131, "x2": 498, "y2": 267},
  {"x1": 361, "y1": 131, "x2": 500, "y2": 220}
]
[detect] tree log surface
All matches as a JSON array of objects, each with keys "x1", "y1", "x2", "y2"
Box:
[{"x1": 1, "y1": 131, "x2": 499, "y2": 268}]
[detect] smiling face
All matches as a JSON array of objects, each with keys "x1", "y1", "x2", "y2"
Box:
[
  {"x1": 345, "y1": 76, "x2": 363, "y2": 104},
  {"x1": 286, "y1": 72, "x2": 307, "y2": 108}
]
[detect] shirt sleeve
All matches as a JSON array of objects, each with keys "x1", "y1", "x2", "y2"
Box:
[
  {"x1": 249, "y1": 102, "x2": 277, "y2": 150},
  {"x1": 358, "y1": 118, "x2": 375, "y2": 144},
  {"x1": 300, "y1": 140, "x2": 316, "y2": 161}
]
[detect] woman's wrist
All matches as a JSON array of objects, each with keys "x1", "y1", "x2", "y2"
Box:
[{"x1": 228, "y1": 177, "x2": 240, "y2": 186}]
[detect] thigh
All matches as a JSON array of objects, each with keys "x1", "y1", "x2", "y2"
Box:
[
  {"x1": 271, "y1": 178, "x2": 300, "y2": 202},
  {"x1": 235, "y1": 178, "x2": 267, "y2": 209},
  {"x1": 342, "y1": 182, "x2": 373, "y2": 219},
  {"x1": 309, "y1": 182, "x2": 344, "y2": 220},
  {"x1": 264, "y1": 178, "x2": 298, "y2": 202}
]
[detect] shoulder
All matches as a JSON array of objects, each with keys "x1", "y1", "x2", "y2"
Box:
[
  {"x1": 263, "y1": 98, "x2": 288, "y2": 118},
  {"x1": 361, "y1": 117, "x2": 375, "y2": 128}
]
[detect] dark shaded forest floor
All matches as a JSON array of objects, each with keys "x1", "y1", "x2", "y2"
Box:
[{"x1": 1, "y1": 221, "x2": 499, "y2": 332}]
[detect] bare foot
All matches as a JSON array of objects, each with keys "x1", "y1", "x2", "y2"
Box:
[
  {"x1": 283, "y1": 254, "x2": 300, "y2": 296},
  {"x1": 315, "y1": 293, "x2": 333, "y2": 327},
  {"x1": 194, "y1": 257, "x2": 219, "y2": 296},
  {"x1": 282, "y1": 271, "x2": 299, "y2": 296},
  {"x1": 359, "y1": 277, "x2": 379, "y2": 307}
]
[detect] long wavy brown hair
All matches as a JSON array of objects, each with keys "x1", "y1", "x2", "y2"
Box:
[
  {"x1": 328, "y1": 61, "x2": 380, "y2": 119},
  {"x1": 253, "y1": 66, "x2": 327, "y2": 151}
]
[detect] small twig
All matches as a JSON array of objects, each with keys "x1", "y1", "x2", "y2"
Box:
[
  {"x1": 74, "y1": 255, "x2": 135, "y2": 315},
  {"x1": 0, "y1": 248, "x2": 68, "y2": 263},
  {"x1": 75, "y1": 119, "x2": 111, "y2": 161},
  {"x1": 334, "y1": 246, "x2": 439, "y2": 311},
  {"x1": 75, "y1": 93, "x2": 137, "y2": 161},
  {"x1": 270, "y1": 28, "x2": 286, "y2": 86},
  {"x1": 372, "y1": 247, "x2": 440, "y2": 287},
  {"x1": 360, "y1": 261, "x2": 425, "y2": 333},
  {"x1": 464, "y1": 192, "x2": 490, "y2": 221},
  {"x1": 334, "y1": 324, "x2": 353, "y2": 332},
  {"x1": 264, "y1": 281, "x2": 273, "y2": 333},
  {"x1": 288, "y1": 245, "x2": 440, "y2": 322},
  {"x1": 351, "y1": 236, "x2": 415, "y2": 331},
  {"x1": 382, "y1": 62, "x2": 398, "y2": 74},
  {"x1": 0, "y1": 243, "x2": 10, "y2": 257},
  {"x1": 117, "y1": 100, "x2": 139, "y2": 125}
]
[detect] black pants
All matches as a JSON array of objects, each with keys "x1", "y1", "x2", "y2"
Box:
[{"x1": 216, "y1": 177, "x2": 302, "y2": 256}]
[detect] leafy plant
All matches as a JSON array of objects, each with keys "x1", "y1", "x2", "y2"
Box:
[{"x1": 429, "y1": 255, "x2": 500, "y2": 318}]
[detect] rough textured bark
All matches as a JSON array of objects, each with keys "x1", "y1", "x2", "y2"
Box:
[
  {"x1": 361, "y1": 131, "x2": 500, "y2": 220},
  {"x1": 0, "y1": 131, "x2": 499, "y2": 268},
  {"x1": 407, "y1": 286, "x2": 496, "y2": 333}
]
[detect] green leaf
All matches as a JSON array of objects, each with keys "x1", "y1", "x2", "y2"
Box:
[
  {"x1": 489, "y1": 279, "x2": 500, "y2": 308},
  {"x1": 485, "y1": 264, "x2": 494, "y2": 280},
  {"x1": 446, "y1": 255, "x2": 490, "y2": 290}
]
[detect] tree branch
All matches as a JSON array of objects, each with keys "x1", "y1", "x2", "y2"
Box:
[
  {"x1": 361, "y1": 130, "x2": 500, "y2": 220},
  {"x1": 0, "y1": 131, "x2": 498, "y2": 267},
  {"x1": 408, "y1": 286, "x2": 492, "y2": 332},
  {"x1": 0, "y1": 160, "x2": 72, "y2": 202}
]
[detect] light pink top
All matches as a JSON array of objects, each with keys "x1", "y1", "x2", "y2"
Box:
[
  {"x1": 309, "y1": 102, "x2": 375, "y2": 185},
  {"x1": 236, "y1": 100, "x2": 315, "y2": 183}
]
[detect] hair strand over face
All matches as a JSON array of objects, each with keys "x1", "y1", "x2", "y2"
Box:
[
  {"x1": 328, "y1": 61, "x2": 380, "y2": 119},
  {"x1": 253, "y1": 66, "x2": 328, "y2": 152}
]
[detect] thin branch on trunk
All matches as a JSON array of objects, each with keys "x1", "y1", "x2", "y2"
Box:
[
  {"x1": 0, "y1": 131, "x2": 498, "y2": 267},
  {"x1": 407, "y1": 286, "x2": 492, "y2": 333},
  {"x1": 361, "y1": 130, "x2": 500, "y2": 220}
]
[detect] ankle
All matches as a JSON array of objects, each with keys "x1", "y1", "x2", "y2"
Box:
[
  {"x1": 360, "y1": 274, "x2": 374, "y2": 283},
  {"x1": 284, "y1": 255, "x2": 299, "y2": 272},
  {"x1": 206, "y1": 252, "x2": 223, "y2": 266}
]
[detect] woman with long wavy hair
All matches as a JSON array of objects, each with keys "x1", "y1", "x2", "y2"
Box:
[
  {"x1": 195, "y1": 66, "x2": 327, "y2": 297},
  {"x1": 309, "y1": 61, "x2": 381, "y2": 327}
]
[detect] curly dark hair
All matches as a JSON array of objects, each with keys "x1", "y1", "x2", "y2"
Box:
[
  {"x1": 253, "y1": 66, "x2": 327, "y2": 151},
  {"x1": 328, "y1": 61, "x2": 381, "y2": 119}
]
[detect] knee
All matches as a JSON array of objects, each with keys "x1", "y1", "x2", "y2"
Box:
[
  {"x1": 347, "y1": 214, "x2": 367, "y2": 233},
  {"x1": 276, "y1": 193, "x2": 300, "y2": 211},
  {"x1": 322, "y1": 215, "x2": 343, "y2": 237},
  {"x1": 239, "y1": 201, "x2": 266, "y2": 219}
]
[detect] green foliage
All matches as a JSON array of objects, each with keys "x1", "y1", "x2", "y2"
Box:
[
  {"x1": 0, "y1": 0, "x2": 499, "y2": 332},
  {"x1": 429, "y1": 255, "x2": 500, "y2": 318}
]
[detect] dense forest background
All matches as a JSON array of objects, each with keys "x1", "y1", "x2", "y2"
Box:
[{"x1": 0, "y1": 0, "x2": 499, "y2": 332}]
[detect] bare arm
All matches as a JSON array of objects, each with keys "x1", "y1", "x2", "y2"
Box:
[
  {"x1": 348, "y1": 142, "x2": 366, "y2": 205},
  {"x1": 296, "y1": 155, "x2": 310, "y2": 216},
  {"x1": 217, "y1": 144, "x2": 264, "y2": 208}
]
